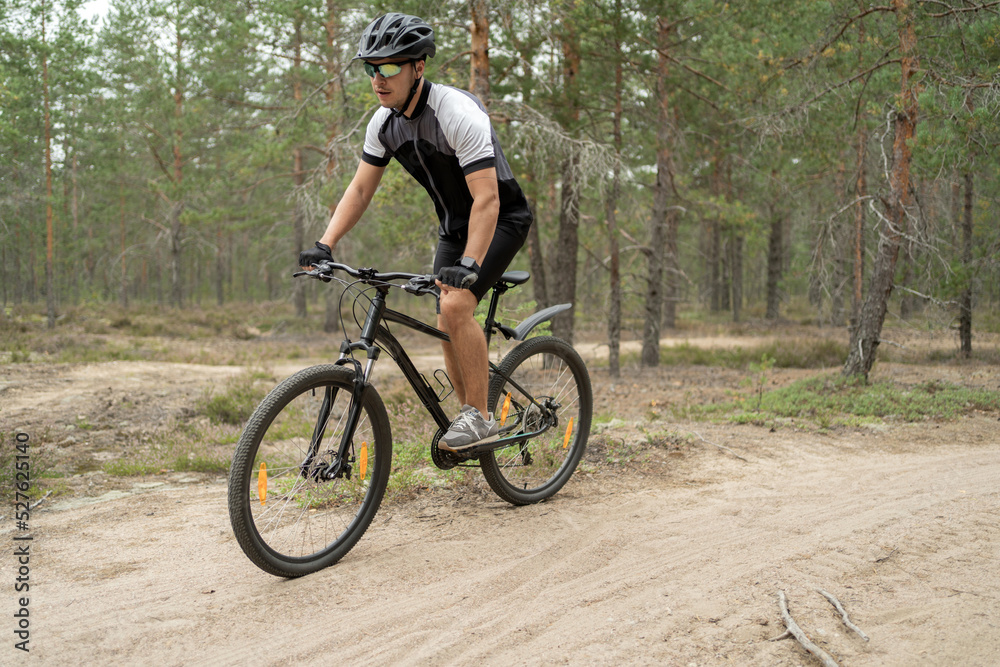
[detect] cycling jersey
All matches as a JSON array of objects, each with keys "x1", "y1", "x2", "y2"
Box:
[{"x1": 361, "y1": 80, "x2": 533, "y2": 239}]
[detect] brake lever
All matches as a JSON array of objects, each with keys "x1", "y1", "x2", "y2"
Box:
[
  {"x1": 402, "y1": 275, "x2": 438, "y2": 295},
  {"x1": 293, "y1": 266, "x2": 333, "y2": 282}
]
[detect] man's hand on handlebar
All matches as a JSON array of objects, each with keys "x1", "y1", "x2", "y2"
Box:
[
  {"x1": 436, "y1": 258, "x2": 479, "y2": 291},
  {"x1": 298, "y1": 241, "x2": 333, "y2": 269}
]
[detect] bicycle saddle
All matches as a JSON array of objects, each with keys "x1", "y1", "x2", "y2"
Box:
[{"x1": 499, "y1": 271, "x2": 530, "y2": 286}]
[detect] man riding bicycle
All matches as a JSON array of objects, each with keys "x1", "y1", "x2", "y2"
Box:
[{"x1": 299, "y1": 13, "x2": 533, "y2": 452}]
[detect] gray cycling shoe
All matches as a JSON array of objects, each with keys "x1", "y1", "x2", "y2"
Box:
[{"x1": 439, "y1": 404, "x2": 499, "y2": 452}]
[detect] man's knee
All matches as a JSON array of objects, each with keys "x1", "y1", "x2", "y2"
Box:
[{"x1": 438, "y1": 289, "x2": 476, "y2": 325}]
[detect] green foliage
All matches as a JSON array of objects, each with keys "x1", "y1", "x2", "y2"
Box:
[
  {"x1": 698, "y1": 373, "x2": 1000, "y2": 427},
  {"x1": 197, "y1": 370, "x2": 273, "y2": 425},
  {"x1": 0, "y1": 432, "x2": 56, "y2": 504},
  {"x1": 2, "y1": 0, "x2": 999, "y2": 355},
  {"x1": 741, "y1": 353, "x2": 776, "y2": 411},
  {"x1": 625, "y1": 338, "x2": 848, "y2": 370},
  {"x1": 103, "y1": 418, "x2": 236, "y2": 477}
]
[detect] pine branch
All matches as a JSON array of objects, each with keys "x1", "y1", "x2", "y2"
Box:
[
  {"x1": 784, "y1": 5, "x2": 896, "y2": 71},
  {"x1": 922, "y1": 0, "x2": 1000, "y2": 17},
  {"x1": 799, "y1": 56, "x2": 902, "y2": 109}
]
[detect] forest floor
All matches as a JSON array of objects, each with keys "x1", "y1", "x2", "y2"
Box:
[{"x1": 1, "y1": 322, "x2": 998, "y2": 666}]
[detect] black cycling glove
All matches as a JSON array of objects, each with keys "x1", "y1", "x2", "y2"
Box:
[
  {"x1": 438, "y1": 258, "x2": 480, "y2": 289},
  {"x1": 298, "y1": 241, "x2": 333, "y2": 268}
]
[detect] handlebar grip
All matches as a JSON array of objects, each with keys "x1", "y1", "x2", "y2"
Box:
[{"x1": 402, "y1": 275, "x2": 439, "y2": 295}]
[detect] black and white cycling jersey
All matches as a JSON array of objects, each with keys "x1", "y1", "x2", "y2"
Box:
[{"x1": 361, "y1": 80, "x2": 533, "y2": 239}]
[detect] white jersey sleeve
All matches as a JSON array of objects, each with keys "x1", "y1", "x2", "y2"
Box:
[
  {"x1": 361, "y1": 109, "x2": 392, "y2": 165},
  {"x1": 433, "y1": 87, "x2": 495, "y2": 173}
]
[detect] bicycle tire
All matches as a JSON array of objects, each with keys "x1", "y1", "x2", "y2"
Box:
[
  {"x1": 228, "y1": 364, "x2": 391, "y2": 577},
  {"x1": 481, "y1": 336, "x2": 592, "y2": 505}
]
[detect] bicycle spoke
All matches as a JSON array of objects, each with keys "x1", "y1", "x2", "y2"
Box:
[
  {"x1": 482, "y1": 338, "x2": 592, "y2": 504},
  {"x1": 229, "y1": 366, "x2": 392, "y2": 576}
]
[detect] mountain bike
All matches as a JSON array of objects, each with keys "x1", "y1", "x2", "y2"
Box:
[{"x1": 227, "y1": 260, "x2": 592, "y2": 577}]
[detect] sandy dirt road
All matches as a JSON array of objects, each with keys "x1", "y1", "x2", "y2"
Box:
[{"x1": 1, "y1": 351, "x2": 998, "y2": 666}]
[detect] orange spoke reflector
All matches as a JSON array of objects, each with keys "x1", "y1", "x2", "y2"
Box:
[
  {"x1": 258, "y1": 462, "x2": 267, "y2": 505},
  {"x1": 359, "y1": 442, "x2": 368, "y2": 480},
  {"x1": 563, "y1": 417, "x2": 574, "y2": 449},
  {"x1": 500, "y1": 392, "x2": 512, "y2": 426}
]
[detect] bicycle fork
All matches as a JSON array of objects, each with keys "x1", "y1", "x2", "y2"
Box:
[
  {"x1": 302, "y1": 287, "x2": 391, "y2": 481},
  {"x1": 298, "y1": 367, "x2": 369, "y2": 482}
]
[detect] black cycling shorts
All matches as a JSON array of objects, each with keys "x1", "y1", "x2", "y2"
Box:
[{"x1": 433, "y1": 220, "x2": 529, "y2": 308}]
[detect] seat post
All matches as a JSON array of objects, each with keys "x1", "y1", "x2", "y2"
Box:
[{"x1": 482, "y1": 282, "x2": 508, "y2": 347}]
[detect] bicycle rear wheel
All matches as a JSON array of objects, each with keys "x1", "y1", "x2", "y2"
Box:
[
  {"x1": 482, "y1": 336, "x2": 592, "y2": 505},
  {"x1": 228, "y1": 365, "x2": 391, "y2": 577}
]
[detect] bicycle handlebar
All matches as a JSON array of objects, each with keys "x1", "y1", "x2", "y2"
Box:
[{"x1": 294, "y1": 260, "x2": 438, "y2": 295}]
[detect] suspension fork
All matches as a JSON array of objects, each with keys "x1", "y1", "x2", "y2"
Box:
[{"x1": 305, "y1": 286, "x2": 389, "y2": 481}]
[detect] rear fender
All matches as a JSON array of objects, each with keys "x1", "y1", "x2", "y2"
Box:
[{"x1": 513, "y1": 303, "x2": 572, "y2": 341}]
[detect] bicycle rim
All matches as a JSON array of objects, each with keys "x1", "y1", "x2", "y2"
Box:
[
  {"x1": 228, "y1": 365, "x2": 391, "y2": 577},
  {"x1": 483, "y1": 337, "x2": 592, "y2": 505}
]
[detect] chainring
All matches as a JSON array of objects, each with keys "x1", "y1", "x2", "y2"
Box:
[{"x1": 430, "y1": 427, "x2": 464, "y2": 470}]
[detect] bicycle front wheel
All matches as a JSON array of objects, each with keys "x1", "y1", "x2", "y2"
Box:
[
  {"x1": 482, "y1": 336, "x2": 592, "y2": 505},
  {"x1": 228, "y1": 365, "x2": 391, "y2": 577}
]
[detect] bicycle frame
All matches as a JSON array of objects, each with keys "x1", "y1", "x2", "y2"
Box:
[
  {"x1": 338, "y1": 276, "x2": 513, "y2": 435},
  {"x1": 315, "y1": 270, "x2": 571, "y2": 474}
]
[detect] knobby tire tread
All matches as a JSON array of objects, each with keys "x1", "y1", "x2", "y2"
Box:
[
  {"x1": 227, "y1": 364, "x2": 391, "y2": 577},
  {"x1": 481, "y1": 336, "x2": 592, "y2": 505}
]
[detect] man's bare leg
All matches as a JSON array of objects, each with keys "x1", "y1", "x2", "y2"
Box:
[{"x1": 438, "y1": 286, "x2": 489, "y2": 415}]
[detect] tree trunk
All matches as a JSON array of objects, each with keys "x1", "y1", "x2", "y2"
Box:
[
  {"x1": 642, "y1": 15, "x2": 678, "y2": 366},
  {"x1": 71, "y1": 142, "x2": 80, "y2": 305},
  {"x1": 709, "y1": 217, "x2": 721, "y2": 312},
  {"x1": 551, "y1": 155, "x2": 579, "y2": 343},
  {"x1": 169, "y1": 20, "x2": 185, "y2": 309},
  {"x1": 959, "y1": 171, "x2": 973, "y2": 357},
  {"x1": 606, "y1": 51, "x2": 623, "y2": 378},
  {"x1": 215, "y1": 222, "x2": 225, "y2": 307},
  {"x1": 851, "y1": 21, "x2": 868, "y2": 329},
  {"x1": 42, "y1": 3, "x2": 56, "y2": 328},
  {"x1": 831, "y1": 250, "x2": 846, "y2": 327},
  {"x1": 899, "y1": 236, "x2": 915, "y2": 320},
  {"x1": 292, "y1": 18, "x2": 307, "y2": 318},
  {"x1": 765, "y1": 211, "x2": 783, "y2": 320},
  {"x1": 664, "y1": 208, "x2": 679, "y2": 330},
  {"x1": 550, "y1": 21, "x2": 581, "y2": 344},
  {"x1": 525, "y1": 198, "x2": 548, "y2": 308},
  {"x1": 324, "y1": 1, "x2": 342, "y2": 331},
  {"x1": 469, "y1": 0, "x2": 490, "y2": 103},
  {"x1": 720, "y1": 234, "x2": 731, "y2": 312},
  {"x1": 293, "y1": 184, "x2": 307, "y2": 317},
  {"x1": 169, "y1": 201, "x2": 184, "y2": 308},
  {"x1": 120, "y1": 183, "x2": 128, "y2": 308},
  {"x1": 643, "y1": 184, "x2": 666, "y2": 367},
  {"x1": 843, "y1": 0, "x2": 919, "y2": 378},
  {"x1": 731, "y1": 233, "x2": 743, "y2": 322}
]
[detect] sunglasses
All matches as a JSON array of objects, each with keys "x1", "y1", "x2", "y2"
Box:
[{"x1": 363, "y1": 61, "x2": 412, "y2": 78}]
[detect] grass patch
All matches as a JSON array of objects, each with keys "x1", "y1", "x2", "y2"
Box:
[
  {"x1": 613, "y1": 338, "x2": 848, "y2": 370},
  {"x1": 102, "y1": 432, "x2": 233, "y2": 477},
  {"x1": 0, "y1": 301, "x2": 348, "y2": 365},
  {"x1": 103, "y1": 417, "x2": 240, "y2": 478},
  {"x1": 197, "y1": 370, "x2": 274, "y2": 425},
  {"x1": 664, "y1": 339, "x2": 848, "y2": 369},
  {"x1": 0, "y1": 432, "x2": 58, "y2": 504},
  {"x1": 694, "y1": 373, "x2": 1000, "y2": 428},
  {"x1": 102, "y1": 459, "x2": 164, "y2": 476}
]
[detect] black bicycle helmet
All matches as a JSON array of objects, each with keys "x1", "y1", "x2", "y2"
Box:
[{"x1": 355, "y1": 13, "x2": 436, "y2": 61}]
